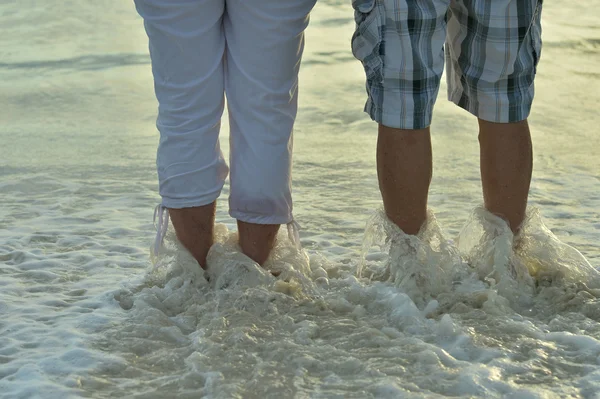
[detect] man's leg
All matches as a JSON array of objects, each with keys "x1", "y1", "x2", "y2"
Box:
[
  {"x1": 446, "y1": 0, "x2": 542, "y2": 233},
  {"x1": 378, "y1": 125, "x2": 432, "y2": 235},
  {"x1": 351, "y1": 0, "x2": 448, "y2": 234},
  {"x1": 224, "y1": 0, "x2": 316, "y2": 265},
  {"x1": 479, "y1": 119, "x2": 533, "y2": 233},
  {"x1": 136, "y1": 0, "x2": 229, "y2": 268}
]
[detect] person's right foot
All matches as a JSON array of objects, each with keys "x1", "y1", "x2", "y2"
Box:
[
  {"x1": 237, "y1": 221, "x2": 280, "y2": 265},
  {"x1": 457, "y1": 206, "x2": 534, "y2": 294}
]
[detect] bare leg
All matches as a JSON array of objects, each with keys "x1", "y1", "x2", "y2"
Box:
[
  {"x1": 169, "y1": 202, "x2": 216, "y2": 269},
  {"x1": 237, "y1": 221, "x2": 280, "y2": 265},
  {"x1": 377, "y1": 124, "x2": 433, "y2": 235},
  {"x1": 479, "y1": 119, "x2": 533, "y2": 233}
]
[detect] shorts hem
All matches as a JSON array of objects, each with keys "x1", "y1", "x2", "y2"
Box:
[
  {"x1": 366, "y1": 104, "x2": 433, "y2": 130},
  {"x1": 448, "y1": 90, "x2": 532, "y2": 123}
]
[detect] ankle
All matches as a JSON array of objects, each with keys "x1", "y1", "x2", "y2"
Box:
[
  {"x1": 385, "y1": 210, "x2": 426, "y2": 236},
  {"x1": 237, "y1": 221, "x2": 280, "y2": 265},
  {"x1": 168, "y1": 204, "x2": 216, "y2": 269}
]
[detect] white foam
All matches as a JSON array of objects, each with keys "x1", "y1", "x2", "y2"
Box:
[{"x1": 1, "y1": 0, "x2": 599, "y2": 396}]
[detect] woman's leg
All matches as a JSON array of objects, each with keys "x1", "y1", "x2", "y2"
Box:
[
  {"x1": 223, "y1": 0, "x2": 316, "y2": 264},
  {"x1": 136, "y1": 0, "x2": 229, "y2": 268}
]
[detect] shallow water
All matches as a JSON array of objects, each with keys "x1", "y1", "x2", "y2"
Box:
[{"x1": 1, "y1": 1, "x2": 599, "y2": 398}]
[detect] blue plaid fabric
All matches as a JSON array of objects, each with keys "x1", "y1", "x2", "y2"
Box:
[{"x1": 351, "y1": 0, "x2": 543, "y2": 129}]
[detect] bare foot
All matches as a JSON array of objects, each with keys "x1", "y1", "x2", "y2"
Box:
[
  {"x1": 237, "y1": 221, "x2": 280, "y2": 265},
  {"x1": 169, "y1": 202, "x2": 216, "y2": 269}
]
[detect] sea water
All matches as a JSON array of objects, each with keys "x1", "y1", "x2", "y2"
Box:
[{"x1": 1, "y1": 0, "x2": 599, "y2": 397}]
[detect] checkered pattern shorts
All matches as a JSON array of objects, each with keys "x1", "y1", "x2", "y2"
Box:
[{"x1": 351, "y1": 0, "x2": 543, "y2": 129}]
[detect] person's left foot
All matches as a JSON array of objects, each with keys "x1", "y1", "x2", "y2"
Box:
[
  {"x1": 377, "y1": 208, "x2": 463, "y2": 308},
  {"x1": 168, "y1": 204, "x2": 216, "y2": 269}
]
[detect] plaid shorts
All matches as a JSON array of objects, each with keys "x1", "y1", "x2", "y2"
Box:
[{"x1": 351, "y1": 0, "x2": 543, "y2": 129}]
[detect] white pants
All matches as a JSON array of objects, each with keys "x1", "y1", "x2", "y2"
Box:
[{"x1": 135, "y1": 0, "x2": 316, "y2": 224}]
